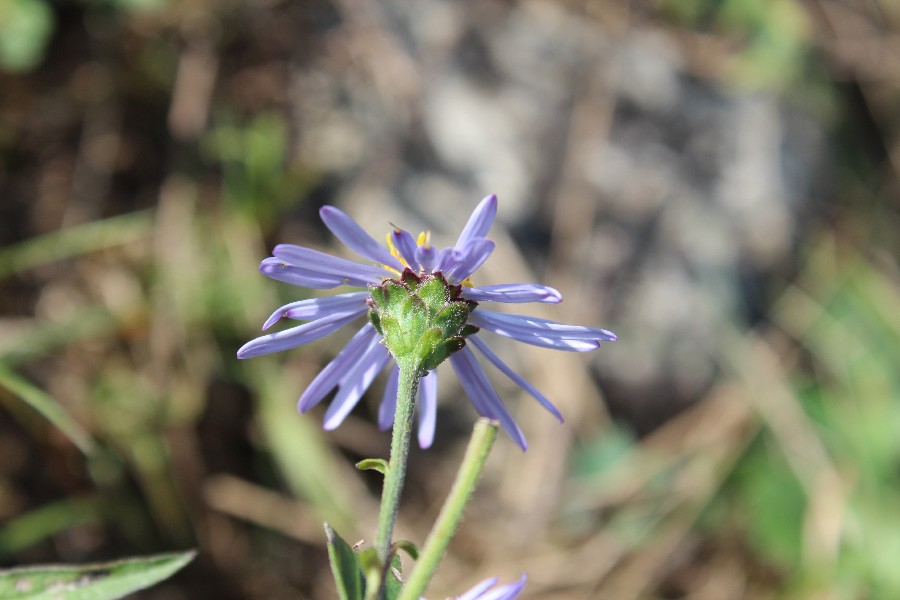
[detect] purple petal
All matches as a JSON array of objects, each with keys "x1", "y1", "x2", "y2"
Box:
[
  {"x1": 415, "y1": 244, "x2": 438, "y2": 272},
  {"x1": 298, "y1": 324, "x2": 379, "y2": 412},
  {"x1": 323, "y1": 341, "x2": 391, "y2": 429},
  {"x1": 237, "y1": 309, "x2": 365, "y2": 359},
  {"x1": 469, "y1": 336, "x2": 563, "y2": 422},
  {"x1": 456, "y1": 194, "x2": 498, "y2": 249},
  {"x1": 450, "y1": 347, "x2": 527, "y2": 450},
  {"x1": 477, "y1": 574, "x2": 528, "y2": 600},
  {"x1": 274, "y1": 244, "x2": 392, "y2": 282},
  {"x1": 469, "y1": 310, "x2": 616, "y2": 352},
  {"x1": 390, "y1": 229, "x2": 421, "y2": 271},
  {"x1": 262, "y1": 292, "x2": 369, "y2": 330},
  {"x1": 463, "y1": 284, "x2": 562, "y2": 304},
  {"x1": 418, "y1": 370, "x2": 438, "y2": 448},
  {"x1": 260, "y1": 257, "x2": 347, "y2": 288},
  {"x1": 319, "y1": 206, "x2": 404, "y2": 271},
  {"x1": 378, "y1": 366, "x2": 399, "y2": 431},
  {"x1": 435, "y1": 247, "x2": 455, "y2": 272},
  {"x1": 442, "y1": 238, "x2": 495, "y2": 282},
  {"x1": 457, "y1": 578, "x2": 499, "y2": 600},
  {"x1": 260, "y1": 257, "x2": 378, "y2": 289}
]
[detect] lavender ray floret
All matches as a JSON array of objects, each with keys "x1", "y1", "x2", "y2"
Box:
[
  {"x1": 262, "y1": 291, "x2": 369, "y2": 330},
  {"x1": 476, "y1": 311, "x2": 617, "y2": 340},
  {"x1": 390, "y1": 229, "x2": 421, "y2": 271},
  {"x1": 319, "y1": 206, "x2": 404, "y2": 271},
  {"x1": 259, "y1": 257, "x2": 346, "y2": 288},
  {"x1": 415, "y1": 244, "x2": 438, "y2": 272},
  {"x1": 469, "y1": 336, "x2": 563, "y2": 422},
  {"x1": 476, "y1": 574, "x2": 528, "y2": 600},
  {"x1": 436, "y1": 246, "x2": 456, "y2": 271},
  {"x1": 469, "y1": 310, "x2": 616, "y2": 351},
  {"x1": 455, "y1": 194, "x2": 497, "y2": 249},
  {"x1": 260, "y1": 257, "x2": 377, "y2": 289},
  {"x1": 322, "y1": 342, "x2": 391, "y2": 430},
  {"x1": 378, "y1": 366, "x2": 399, "y2": 431},
  {"x1": 297, "y1": 324, "x2": 379, "y2": 412},
  {"x1": 463, "y1": 283, "x2": 563, "y2": 304},
  {"x1": 458, "y1": 578, "x2": 498, "y2": 600},
  {"x1": 236, "y1": 309, "x2": 365, "y2": 359},
  {"x1": 449, "y1": 347, "x2": 527, "y2": 450},
  {"x1": 274, "y1": 244, "x2": 393, "y2": 281},
  {"x1": 443, "y1": 238, "x2": 495, "y2": 282},
  {"x1": 418, "y1": 370, "x2": 438, "y2": 448}
]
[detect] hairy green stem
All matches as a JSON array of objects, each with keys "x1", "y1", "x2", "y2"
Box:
[
  {"x1": 398, "y1": 418, "x2": 499, "y2": 600},
  {"x1": 375, "y1": 361, "x2": 419, "y2": 566}
]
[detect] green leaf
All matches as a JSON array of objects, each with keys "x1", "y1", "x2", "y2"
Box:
[
  {"x1": 356, "y1": 458, "x2": 388, "y2": 475},
  {"x1": 0, "y1": 550, "x2": 195, "y2": 600},
  {"x1": 394, "y1": 540, "x2": 419, "y2": 561},
  {"x1": 383, "y1": 553, "x2": 404, "y2": 600},
  {"x1": 357, "y1": 549, "x2": 404, "y2": 600},
  {"x1": 357, "y1": 547, "x2": 382, "y2": 596},
  {"x1": 325, "y1": 523, "x2": 365, "y2": 600}
]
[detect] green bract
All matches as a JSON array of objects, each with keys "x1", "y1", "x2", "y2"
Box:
[{"x1": 367, "y1": 269, "x2": 478, "y2": 374}]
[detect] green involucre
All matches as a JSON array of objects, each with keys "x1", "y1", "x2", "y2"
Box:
[{"x1": 367, "y1": 269, "x2": 476, "y2": 375}]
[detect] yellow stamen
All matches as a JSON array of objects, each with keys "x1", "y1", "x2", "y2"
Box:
[{"x1": 383, "y1": 229, "x2": 474, "y2": 286}]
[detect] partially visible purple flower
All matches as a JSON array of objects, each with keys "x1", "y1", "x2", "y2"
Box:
[
  {"x1": 453, "y1": 574, "x2": 527, "y2": 600},
  {"x1": 237, "y1": 194, "x2": 616, "y2": 449}
]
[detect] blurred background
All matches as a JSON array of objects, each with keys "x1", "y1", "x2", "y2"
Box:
[{"x1": 1, "y1": 0, "x2": 900, "y2": 598}]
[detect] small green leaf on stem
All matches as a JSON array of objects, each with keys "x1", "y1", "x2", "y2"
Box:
[
  {"x1": 394, "y1": 540, "x2": 419, "y2": 561},
  {"x1": 356, "y1": 458, "x2": 389, "y2": 475}
]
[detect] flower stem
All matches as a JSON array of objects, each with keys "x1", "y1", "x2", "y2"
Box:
[
  {"x1": 398, "y1": 418, "x2": 499, "y2": 600},
  {"x1": 376, "y1": 361, "x2": 419, "y2": 566}
]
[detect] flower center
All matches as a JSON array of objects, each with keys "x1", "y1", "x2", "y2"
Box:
[{"x1": 384, "y1": 230, "x2": 474, "y2": 287}]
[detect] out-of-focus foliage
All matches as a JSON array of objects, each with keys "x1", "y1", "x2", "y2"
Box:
[
  {"x1": 201, "y1": 113, "x2": 316, "y2": 227},
  {"x1": 0, "y1": 0, "x2": 53, "y2": 72},
  {"x1": 663, "y1": 0, "x2": 813, "y2": 91}
]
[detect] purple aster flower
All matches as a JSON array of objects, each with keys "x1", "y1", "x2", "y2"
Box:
[
  {"x1": 237, "y1": 194, "x2": 616, "y2": 450},
  {"x1": 452, "y1": 574, "x2": 527, "y2": 600}
]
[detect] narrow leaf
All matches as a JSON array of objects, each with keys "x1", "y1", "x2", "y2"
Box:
[
  {"x1": 325, "y1": 523, "x2": 365, "y2": 600},
  {"x1": 357, "y1": 548, "x2": 405, "y2": 600},
  {"x1": 383, "y1": 553, "x2": 404, "y2": 600},
  {"x1": 0, "y1": 550, "x2": 195, "y2": 600},
  {"x1": 394, "y1": 540, "x2": 419, "y2": 561}
]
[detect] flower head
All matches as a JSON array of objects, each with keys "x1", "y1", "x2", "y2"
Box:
[{"x1": 237, "y1": 194, "x2": 616, "y2": 449}]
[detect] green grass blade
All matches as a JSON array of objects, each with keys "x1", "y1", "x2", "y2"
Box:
[
  {"x1": 0, "y1": 210, "x2": 155, "y2": 280},
  {"x1": 0, "y1": 496, "x2": 102, "y2": 556},
  {"x1": 0, "y1": 362, "x2": 96, "y2": 456}
]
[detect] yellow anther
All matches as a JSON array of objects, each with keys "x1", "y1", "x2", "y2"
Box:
[{"x1": 382, "y1": 229, "x2": 473, "y2": 285}]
